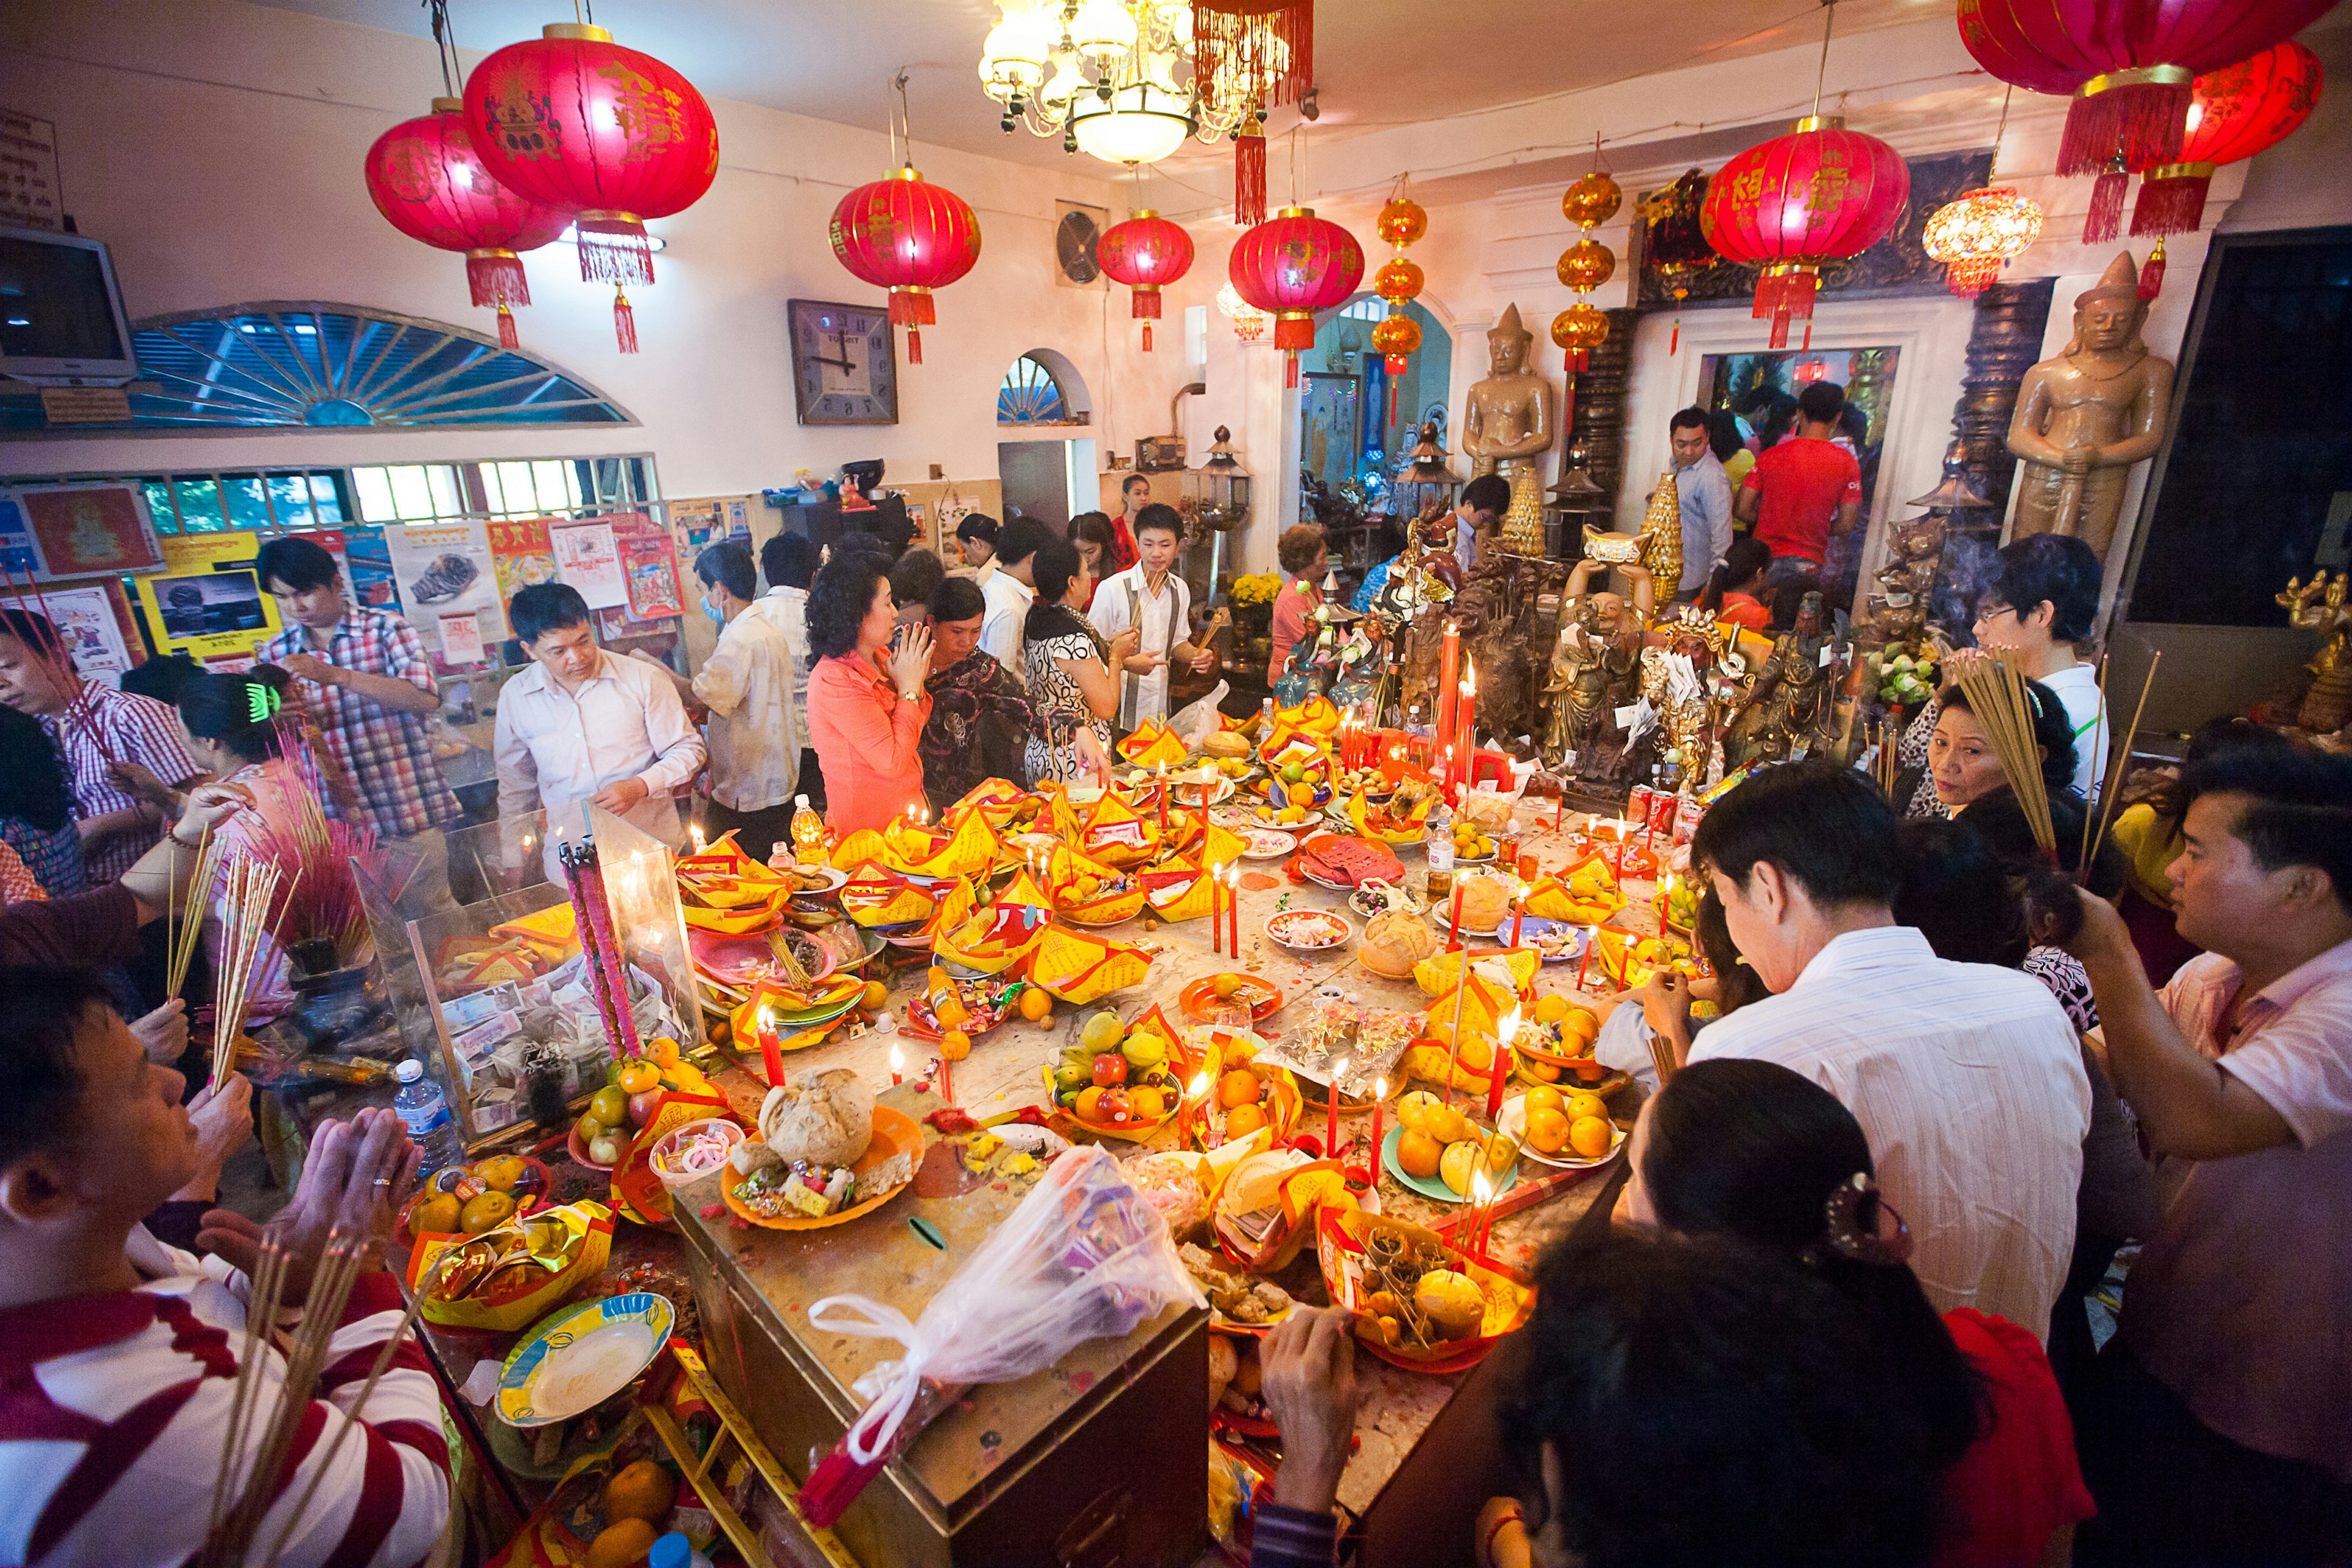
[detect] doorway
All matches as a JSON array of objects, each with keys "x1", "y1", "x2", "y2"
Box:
[{"x1": 996, "y1": 348, "x2": 1095, "y2": 530}]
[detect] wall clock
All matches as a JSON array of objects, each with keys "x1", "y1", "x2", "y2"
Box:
[{"x1": 788, "y1": 298, "x2": 897, "y2": 426}]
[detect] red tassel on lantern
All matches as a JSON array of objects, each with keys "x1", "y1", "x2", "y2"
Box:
[
  {"x1": 2058, "y1": 70, "x2": 2193, "y2": 178},
  {"x1": 1235, "y1": 132, "x2": 1267, "y2": 226},
  {"x1": 908, "y1": 328, "x2": 923, "y2": 365},
  {"x1": 1141, "y1": 322, "x2": 1154, "y2": 352},
  {"x1": 2083, "y1": 162, "x2": 2128, "y2": 244},
  {"x1": 494, "y1": 304, "x2": 519, "y2": 348},
  {"x1": 2130, "y1": 166, "x2": 2215, "y2": 237},
  {"x1": 612, "y1": 289, "x2": 639, "y2": 353},
  {"x1": 2138, "y1": 238, "x2": 2167, "y2": 300},
  {"x1": 466, "y1": 251, "x2": 530, "y2": 311}
]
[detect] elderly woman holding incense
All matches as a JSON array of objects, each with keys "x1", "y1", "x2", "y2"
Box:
[
  {"x1": 0, "y1": 970, "x2": 447, "y2": 1568},
  {"x1": 1923, "y1": 669, "x2": 2080, "y2": 824}
]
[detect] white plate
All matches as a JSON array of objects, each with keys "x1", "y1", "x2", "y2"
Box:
[
  {"x1": 1496, "y1": 1094, "x2": 1627, "y2": 1170},
  {"x1": 1240, "y1": 829, "x2": 1297, "y2": 860},
  {"x1": 1264, "y1": 908, "x2": 1353, "y2": 953}
]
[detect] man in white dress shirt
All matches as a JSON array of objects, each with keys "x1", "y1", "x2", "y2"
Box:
[
  {"x1": 978, "y1": 516, "x2": 1050, "y2": 680},
  {"x1": 1087, "y1": 505, "x2": 1216, "y2": 731},
  {"x1": 494, "y1": 583, "x2": 706, "y2": 881},
  {"x1": 1684, "y1": 761, "x2": 2091, "y2": 1340}
]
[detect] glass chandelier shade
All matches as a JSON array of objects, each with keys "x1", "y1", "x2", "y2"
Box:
[
  {"x1": 1069, "y1": 80, "x2": 1194, "y2": 165},
  {"x1": 1921, "y1": 185, "x2": 2046, "y2": 296}
]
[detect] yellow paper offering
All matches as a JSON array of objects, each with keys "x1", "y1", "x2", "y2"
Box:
[{"x1": 1024, "y1": 923, "x2": 1154, "y2": 1004}]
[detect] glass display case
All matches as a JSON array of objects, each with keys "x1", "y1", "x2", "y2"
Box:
[{"x1": 358, "y1": 803, "x2": 704, "y2": 1150}]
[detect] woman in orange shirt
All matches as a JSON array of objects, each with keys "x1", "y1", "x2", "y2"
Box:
[
  {"x1": 803, "y1": 551, "x2": 935, "y2": 834},
  {"x1": 1697, "y1": 537, "x2": 1774, "y2": 634}
]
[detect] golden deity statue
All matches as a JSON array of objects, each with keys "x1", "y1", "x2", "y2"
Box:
[
  {"x1": 2278, "y1": 571, "x2": 2351, "y2": 734},
  {"x1": 1461, "y1": 304, "x2": 1554, "y2": 557},
  {"x1": 2006, "y1": 250, "x2": 2176, "y2": 562}
]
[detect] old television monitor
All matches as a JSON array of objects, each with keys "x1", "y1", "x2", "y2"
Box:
[{"x1": 0, "y1": 224, "x2": 138, "y2": 385}]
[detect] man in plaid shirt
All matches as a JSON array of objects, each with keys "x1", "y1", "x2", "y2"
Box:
[{"x1": 255, "y1": 538, "x2": 463, "y2": 913}]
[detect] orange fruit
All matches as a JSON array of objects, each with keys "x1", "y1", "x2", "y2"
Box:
[
  {"x1": 1569, "y1": 1115, "x2": 1613, "y2": 1159},
  {"x1": 861, "y1": 981, "x2": 889, "y2": 1011},
  {"x1": 1522, "y1": 1055, "x2": 1562, "y2": 1083},
  {"x1": 1454, "y1": 1033, "x2": 1495, "y2": 1072},
  {"x1": 1224, "y1": 1102, "x2": 1266, "y2": 1138},
  {"x1": 1396, "y1": 1128, "x2": 1442, "y2": 1178},
  {"x1": 585, "y1": 1518, "x2": 658, "y2": 1568},
  {"x1": 1126, "y1": 1085, "x2": 1167, "y2": 1121},
  {"x1": 603, "y1": 1459, "x2": 676, "y2": 1526},
  {"x1": 1018, "y1": 987, "x2": 1052, "y2": 1022},
  {"x1": 1073, "y1": 1087, "x2": 1106, "y2": 1121},
  {"x1": 1483, "y1": 1133, "x2": 1518, "y2": 1173},
  {"x1": 941, "y1": 1029, "x2": 972, "y2": 1061},
  {"x1": 410, "y1": 1193, "x2": 462, "y2": 1239},
  {"x1": 1564, "y1": 1091, "x2": 1607, "y2": 1123},
  {"x1": 1561, "y1": 1008, "x2": 1600, "y2": 1043},
  {"x1": 458, "y1": 1192, "x2": 514, "y2": 1234},
  {"x1": 1218, "y1": 1069, "x2": 1261, "y2": 1110},
  {"x1": 1522, "y1": 1085, "x2": 1565, "y2": 1117},
  {"x1": 1424, "y1": 1020, "x2": 1455, "y2": 1051},
  {"x1": 1524, "y1": 1107, "x2": 1569, "y2": 1155}
]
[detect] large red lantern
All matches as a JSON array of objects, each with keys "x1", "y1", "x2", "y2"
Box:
[
  {"x1": 1958, "y1": 0, "x2": 2333, "y2": 236},
  {"x1": 830, "y1": 168, "x2": 982, "y2": 366},
  {"x1": 1700, "y1": 117, "x2": 1909, "y2": 350},
  {"x1": 1227, "y1": 206, "x2": 1364, "y2": 386},
  {"x1": 2133, "y1": 41, "x2": 2324, "y2": 237},
  {"x1": 1096, "y1": 212, "x2": 1194, "y2": 353},
  {"x1": 364, "y1": 99, "x2": 569, "y2": 348},
  {"x1": 464, "y1": 23, "x2": 719, "y2": 351}
]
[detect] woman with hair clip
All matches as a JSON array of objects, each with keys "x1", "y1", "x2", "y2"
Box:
[
  {"x1": 1022, "y1": 538, "x2": 1137, "y2": 786},
  {"x1": 1696, "y1": 535, "x2": 1773, "y2": 633},
  {"x1": 1627, "y1": 1057, "x2": 2097, "y2": 1568},
  {"x1": 1920, "y1": 671, "x2": 2079, "y2": 822},
  {"x1": 175, "y1": 668, "x2": 314, "y2": 1022}
]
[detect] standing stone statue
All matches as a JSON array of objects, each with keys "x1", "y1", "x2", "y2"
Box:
[
  {"x1": 2005, "y1": 250, "x2": 2176, "y2": 562},
  {"x1": 1462, "y1": 304, "x2": 1555, "y2": 557}
]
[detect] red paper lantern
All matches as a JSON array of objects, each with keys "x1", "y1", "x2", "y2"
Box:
[
  {"x1": 830, "y1": 168, "x2": 982, "y2": 366},
  {"x1": 1700, "y1": 117, "x2": 1909, "y2": 349},
  {"x1": 1096, "y1": 211, "x2": 1194, "y2": 353},
  {"x1": 1958, "y1": 0, "x2": 2332, "y2": 194},
  {"x1": 2133, "y1": 41, "x2": 2324, "y2": 237},
  {"x1": 364, "y1": 99, "x2": 569, "y2": 348},
  {"x1": 465, "y1": 23, "x2": 719, "y2": 351},
  {"x1": 1227, "y1": 206, "x2": 1364, "y2": 386}
]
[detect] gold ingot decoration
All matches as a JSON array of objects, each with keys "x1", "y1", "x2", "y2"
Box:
[
  {"x1": 1640, "y1": 468, "x2": 1683, "y2": 589},
  {"x1": 1560, "y1": 170, "x2": 1622, "y2": 230},
  {"x1": 1555, "y1": 238, "x2": 1615, "y2": 293}
]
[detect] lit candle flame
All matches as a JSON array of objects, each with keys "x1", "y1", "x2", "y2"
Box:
[
  {"x1": 889, "y1": 1041, "x2": 903, "y2": 1070},
  {"x1": 1498, "y1": 1005, "x2": 1521, "y2": 1047},
  {"x1": 1374, "y1": 1076, "x2": 1388, "y2": 1099},
  {"x1": 1330, "y1": 1056, "x2": 1350, "y2": 1087},
  {"x1": 1462, "y1": 658, "x2": 1477, "y2": 698},
  {"x1": 1188, "y1": 1069, "x2": 1213, "y2": 1100},
  {"x1": 1471, "y1": 1166, "x2": 1494, "y2": 1204}
]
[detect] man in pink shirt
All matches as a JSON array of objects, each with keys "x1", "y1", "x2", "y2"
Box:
[
  {"x1": 2063, "y1": 744, "x2": 2352, "y2": 1566},
  {"x1": 1734, "y1": 380, "x2": 1861, "y2": 584}
]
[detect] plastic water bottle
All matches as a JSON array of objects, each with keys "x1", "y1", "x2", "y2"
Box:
[
  {"x1": 648, "y1": 1534, "x2": 712, "y2": 1568},
  {"x1": 393, "y1": 1060, "x2": 464, "y2": 1176}
]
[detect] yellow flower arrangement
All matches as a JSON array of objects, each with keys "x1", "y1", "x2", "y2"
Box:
[{"x1": 1231, "y1": 573, "x2": 1282, "y2": 608}]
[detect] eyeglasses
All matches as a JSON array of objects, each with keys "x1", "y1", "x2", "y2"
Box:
[{"x1": 1975, "y1": 601, "x2": 2016, "y2": 624}]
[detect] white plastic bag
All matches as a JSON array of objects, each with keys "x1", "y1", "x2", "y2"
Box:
[
  {"x1": 1168, "y1": 680, "x2": 1230, "y2": 752},
  {"x1": 799, "y1": 1145, "x2": 1205, "y2": 1520}
]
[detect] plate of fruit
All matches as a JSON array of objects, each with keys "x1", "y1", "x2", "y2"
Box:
[
  {"x1": 400, "y1": 1154, "x2": 554, "y2": 1243},
  {"x1": 1382, "y1": 1091, "x2": 1521, "y2": 1204},
  {"x1": 1180, "y1": 973, "x2": 1284, "y2": 1024},
  {"x1": 1447, "y1": 819, "x2": 1501, "y2": 864},
  {"x1": 568, "y1": 1046, "x2": 716, "y2": 1171},
  {"x1": 1497, "y1": 1087, "x2": 1623, "y2": 1170},
  {"x1": 1265, "y1": 908, "x2": 1352, "y2": 954},
  {"x1": 1044, "y1": 1008, "x2": 1188, "y2": 1141}
]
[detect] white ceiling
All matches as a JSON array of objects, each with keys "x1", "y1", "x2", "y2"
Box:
[{"x1": 251, "y1": 0, "x2": 1945, "y2": 176}]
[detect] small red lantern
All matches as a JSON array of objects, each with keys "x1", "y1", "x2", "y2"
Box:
[
  {"x1": 2133, "y1": 41, "x2": 2324, "y2": 238},
  {"x1": 830, "y1": 168, "x2": 982, "y2": 366},
  {"x1": 1700, "y1": 116, "x2": 1909, "y2": 349},
  {"x1": 365, "y1": 99, "x2": 569, "y2": 348},
  {"x1": 465, "y1": 23, "x2": 720, "y2": 351},
  {"x1": 1096, "y1": 211, "x2": 1194, "y2": 353},
  {"x1": 1959, "y1": 0, "x2": 2332, "y2": 237},
  {"x1": 1227, "y1": 206, "x2": 1364, "y2": 387}
]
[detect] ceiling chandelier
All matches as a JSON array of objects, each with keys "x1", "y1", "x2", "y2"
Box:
[{"x1": 978, "y1": 1, "x2": 1266, "y2": 167}]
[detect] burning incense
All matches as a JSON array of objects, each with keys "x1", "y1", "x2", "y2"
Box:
[{"x1": 1959, "y1": 650, "x2": 2055, "y2": 853}]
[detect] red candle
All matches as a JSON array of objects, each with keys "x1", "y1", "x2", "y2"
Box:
[
  {"x1": 1229, "y1": 865, "x2": 1242, "y2": 953},
  {"x1": 1576, "y1": 927, "x2": 1596, "y2": 991},
  {"x1": 1510, "y1": 884, "x2": 1526, "y2": 950},
  {"x1": 889, "y1": 1043, "x2": 904, "y2": 1088},
  {"x1": 1449, "y1": 876, "x2": 1465, "y2": 948},
  {"x1": 755, "y1": 1007, "x2": 785, "y2": 1088},
  {"x1": 1326, "y1": 1057, "x2": 1349, "y2": 1167},
  {"x1": 1156, "y1": 763, "x2": 1168, "y2": 837},
  {"x1": 940, "y1": 1055, "x2": 954, "y2": 1107},
  {"x1": 1368, "y1": 1077, "x2": 1387, "y2": 1177},
  {"x1": 1436, "y1": 622, "x2": 1460, "y2": 766},
  {"x1": 1210, "y1": 863, "x2": 1223, "y2": 956},
  {"x1": 1381, "y1": 743, "x2": 1404, "y2": 787},
  {"x1": 1487, "y1": 1008, "x2": 1516, "y2": 1122},
  {"x1": 1455, "y1": 662, "x2": 1479, "y2": 802}
]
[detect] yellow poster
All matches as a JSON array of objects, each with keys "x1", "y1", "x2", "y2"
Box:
[{"x1": 134, "y1": 530, "x2": 284, "y2": 668}]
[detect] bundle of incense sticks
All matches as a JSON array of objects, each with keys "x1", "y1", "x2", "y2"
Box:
[
  {"x1": 1869, "y1": 715, "x2": 1902, "y2": 801},
  {"x1": 164, "y1": 824, "x2": 224, "y2": 998},
  {"x1": 210, "y1": 854, "x2": 289, "y2": 1095},
  {"x1": 2083, "y1": 649, "x2": 2163, "y2": 885},
  {"x1": 1958, "y1": 650, "x2": 2055, "y2": 853},
  {"x1": 246, "y1": 724, "x2": 386, "y2": 965},
  {"x1": 560, "y1": 839, "x2": 637, "y2": 1055},
  {"x1": 198, "y1": 1224, "x2": 369, "y2": 1568}
]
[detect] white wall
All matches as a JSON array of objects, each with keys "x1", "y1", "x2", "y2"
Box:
[{"x1": 0, "y1": 0, "x2": 1216, "y2": 500}]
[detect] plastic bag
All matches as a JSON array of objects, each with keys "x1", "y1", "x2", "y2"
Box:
[
  {"x1": 798, "y1": 1145, "x2": 1205, "y2": 1524},
  {"x1": 1169, "y1": 680, "x2": 1231, "y2": 752}
]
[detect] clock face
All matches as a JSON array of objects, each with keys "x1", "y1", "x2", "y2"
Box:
[{"x1": 788, "y1": 298, "x2": 898, "y2": 426}]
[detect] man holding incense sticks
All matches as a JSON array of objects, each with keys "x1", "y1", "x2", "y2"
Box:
[{"x1": 0, "y1": 968, "x2": 448, "y2": 1566}]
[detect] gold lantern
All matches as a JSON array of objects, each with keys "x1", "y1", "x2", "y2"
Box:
[
  {"x1": 1554, "y1": 238, "x2": 1615, "y2": 294},
  {"x1": 1560, "y1": 170, "x2": 1623, "y2": 230},
  {"x1": 1921, "y1": 186, "x2": 2045, "y2": 297},
  {"x1": 1550, "y1": 302, "x2": 1608, "y2": 369}
]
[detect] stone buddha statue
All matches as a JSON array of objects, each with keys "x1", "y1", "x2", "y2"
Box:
[
  {"x1": 1461, "y1": 303, "x2": 1554, "y2": 559},
  {"x1": 2005, "y1": 250, "x2": 2176, "y2": 562}
]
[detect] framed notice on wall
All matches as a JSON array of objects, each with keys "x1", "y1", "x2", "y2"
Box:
[
  {"x1": 9, "y1": 483, "x2": 165, "y2": 580},
  {"x1": 383, "y1": 519, "x2": 505, "y2": 673},
  {"x1": 134, "y1": 530, "x2": 282, "y2": 668}
]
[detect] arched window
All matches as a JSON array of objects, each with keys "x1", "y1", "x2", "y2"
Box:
[
  {"x1": 997, "y1": 353, "x2": 1071, "y2": 425},
  {"x1": 0, "y1": 304, "x2": 635, "y2": 434}
]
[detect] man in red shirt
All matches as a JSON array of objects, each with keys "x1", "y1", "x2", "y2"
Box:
[{"x1": 1735, "y1": 380, "x2": 1861, "y2": 584}]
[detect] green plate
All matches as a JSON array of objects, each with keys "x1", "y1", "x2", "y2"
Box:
[{"x1": 1380, "y1": 1126, "x2": 1521, "y2": 1205}]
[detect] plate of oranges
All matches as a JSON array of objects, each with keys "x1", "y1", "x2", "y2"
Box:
[
  {"x1": 1497, "y1": 1087, "x2": 1623, "y2": 1169},
  {"x1": 1382, "y1": 1090, "x2": 1521, "y2": 1204}
]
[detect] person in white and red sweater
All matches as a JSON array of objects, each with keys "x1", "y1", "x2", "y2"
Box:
[{"x1": 0, "y1": 967, "x2": 447, "y2": 1568}]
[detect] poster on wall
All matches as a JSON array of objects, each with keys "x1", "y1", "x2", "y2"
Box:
[
  {"x1": 34, "y1": 582, "x2": 137, "y2": 685},
  {"x1": 344, "y1": 527, "x2": 402, "y2": 614},
  {"x1": 134, "y1": 530, "x2": 283, "y2": 668},
  {"x1": 668, "y1": 496, "x2": 755, "y2": 554},
  {"x1": 0, "y1": 110, "x2": 64, "y2": 231},
  {"x1": 0, "y1": 496, "x2": 37, "y2": 579},
  {"x1": 612, "y1": 512, "x2": 684, "y2": 620},
  {"x1": 550, "y1": 520, "x2": 628, "y2": 609},
  {"x1": 488, "y1": 516, "x2": 560, "y2": 605},
  {"x1": 12, "y1": 484, "x2": 165, "y2": 581},
  {"x1": 383, "y1": 519, "x2": 505, "y2": 672}
]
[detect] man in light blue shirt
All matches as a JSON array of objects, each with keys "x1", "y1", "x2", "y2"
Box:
[{"x1": 1668, "y1": 405, "x2": 1734, "y2": 601}]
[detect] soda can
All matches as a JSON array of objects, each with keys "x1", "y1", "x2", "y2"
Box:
[
  {"x1": 1675, "y1": 794, "x2": 1704, "y2": 846},
  {"x1": 1626, "y1": 784, "x2": 1654, "y2": 837},
  {"x1": 1647, "y1": 788, "x2": 1677, "y2": 840}
]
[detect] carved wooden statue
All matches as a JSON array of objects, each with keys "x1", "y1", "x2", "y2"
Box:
[
  {"x1": 1640, "y1": 606, "x2": 1737, "y2": 787},
  {"x1": 1727, "y1": 590, "x2": 1840, "y2": 765},
  {"x1": 2007, "y1": 250, "x2": 2176, "y2": 562},
  {"x1": 1462, "y1": 304, "x2": 1554, "y2": 557}
]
